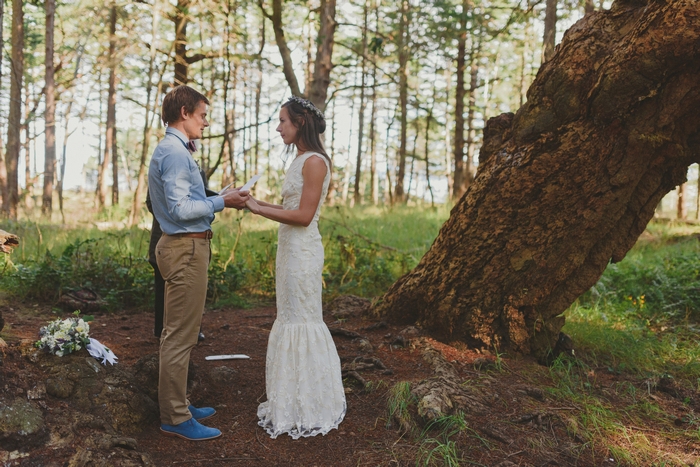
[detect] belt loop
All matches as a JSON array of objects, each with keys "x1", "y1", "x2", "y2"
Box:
[{"x1": 206, "y1": 230, "x2": 213, "y2": 239}]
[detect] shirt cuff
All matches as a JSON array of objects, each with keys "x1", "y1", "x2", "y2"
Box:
[{"x1": 210, "y1": 196, "x2": 225, "y2": 213}]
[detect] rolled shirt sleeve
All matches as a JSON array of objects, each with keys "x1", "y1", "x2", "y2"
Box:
[{"x1": 148, "y1": 128, "x2": 224, "y2": 235}]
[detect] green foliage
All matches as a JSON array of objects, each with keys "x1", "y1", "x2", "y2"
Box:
[
  {"x1": 566, "y1": 223, "x2": 700, "y2": 380},
  {"x1": 557, "y1": 223, "x2": 700, "y2": 465},
  {"x1": 0, "y1": 206, "x2": 449, "y2": 311},
  {"x1": 577, "y1": 225, "x2": 700, "y2": 323},
  {"x1": 2, "y1": 234, "x2": 152, "y2": 310}
]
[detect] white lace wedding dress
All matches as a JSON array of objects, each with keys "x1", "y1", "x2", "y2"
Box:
[{"x1": 257, "y1": 151, "x2": 346, "y2": 439}]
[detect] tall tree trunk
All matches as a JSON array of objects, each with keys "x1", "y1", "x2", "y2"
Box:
[
  {"x1": 254, "y1": 19, "x2": 264, "y2": 193},
  {"x1": 129, "y1": 0, "x2": 163, "y2": 227},
  {"x1": 451, "y1": 0, "x2": 468, "y2": 201},
  {"x1": 0, "y1": 0, "x2": 6, "y2": 207},
  {"x1": 368, "y1": 0, "x2": 379, "y2": 205},
  {"x1": 677, "y1": 183, "x2": 687, "y2": 219},
  {"x1": 224, "y1": 63, "x2": 237, "y2": 188},
  {"x1": 425, "y1": 84, "x2": 436, "y2": 207},
  {"x1": 384, "y1": 105, "x2": 397, "y2": 205},
  {"x1": 353, "y1": 0, "x2": 369, "y2": 206},
  {"x1": 308, "y1": 0, "x2": 336, "y2": 111},
  {"x1": 96, "y1": 74, "x2": 107, "y2": 208},
  {"x1": 58, "y1": 102, "x2": 73, "y2": 224},
  {"x1": 443, "y1": 64, "x2": 452, "y2": 199},
  {"x1": 394, "y1": 0, "x2": 409, "y2": 204},
  {"x1": 542, "y1": 0, "x2": 558, "y2": 63},
  {"x1": 465, "y1": 37, "x2": 481, "y2": 181},
  {"x1": 23, "y1": 81, "x2": 31, "y2": 208},
  {"x1": 107, "y1": 3, "x2": 118, "y2": 206},
  {"x1": 259, "y1": 0, "x2": 302, "y2": 97},
  {"x1": 42, "y1": 0, "x2": 56, "y2": 217},
  {"x1": 174, "y1": 0, "x2": 191, "y2": 85},
  {"x1": 5, "y1": 0, "x2": 23, "y2": 218},
  {"x1": 696, "y1": 167, "x2": 700, "y2": 220},
  {"x1": 373, "y1": 0, "x2": 700, "y2": 359},
  {"x1": 369, "y1": 73, "x2": 378, "y2": 205}
]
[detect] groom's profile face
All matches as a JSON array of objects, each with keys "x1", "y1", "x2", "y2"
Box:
[{"x1": 181, "y1": 101, "x2": 210, "y2": 140}]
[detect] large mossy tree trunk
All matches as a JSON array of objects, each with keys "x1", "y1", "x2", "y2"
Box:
[{"x1": 373, "y1": 0, "x2": 700, "y2": 359}]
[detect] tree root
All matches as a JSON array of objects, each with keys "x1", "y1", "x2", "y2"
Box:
[{"x1": 410, "y1": 339, "x2": 490, "y2": 421}]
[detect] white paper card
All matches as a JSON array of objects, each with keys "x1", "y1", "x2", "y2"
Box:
[
  {"x1": 240, "y1": 174, "x2": 261, "y2": 192},
  {"x1": 205, "y1": 354, "x2": 251, "y2": 361},
  {"x1": 218, "y1": 183, "x2": 234, "y2": 195}
]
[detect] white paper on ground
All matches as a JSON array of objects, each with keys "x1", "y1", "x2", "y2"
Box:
[{"x1": 205, "y1": 354, "x2": 251, "y2": 361}]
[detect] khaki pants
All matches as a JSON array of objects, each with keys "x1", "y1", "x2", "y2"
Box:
[{"x1": 156, "y1": 234, "x2": 210, "y2": 425}]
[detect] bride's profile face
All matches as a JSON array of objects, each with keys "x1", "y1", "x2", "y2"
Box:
[{"x1": 276, "y1": 107, "x2": 299, "y2": 146}]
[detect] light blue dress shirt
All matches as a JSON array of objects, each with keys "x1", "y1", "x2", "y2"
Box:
[{"x1": 148, "y1": 127, "x2": 225, "y2": 235}]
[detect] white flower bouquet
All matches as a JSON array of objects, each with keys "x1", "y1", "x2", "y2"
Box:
[{"x1": 35, "y1": 312, "x2": 90, "y2": 357}]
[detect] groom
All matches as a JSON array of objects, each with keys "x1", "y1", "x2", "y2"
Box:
[{"x1": 148, "y1": 85, "x2": 249, "y2": 441}]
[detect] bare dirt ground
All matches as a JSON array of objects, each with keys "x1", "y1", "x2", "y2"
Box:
[{"x1": 1, "y1": 300, "x2": 699, "y2": 466}]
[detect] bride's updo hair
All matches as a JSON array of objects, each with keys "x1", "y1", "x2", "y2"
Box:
[{"x1": 282, "y1": 96, "x2": 331, "y2": 166}]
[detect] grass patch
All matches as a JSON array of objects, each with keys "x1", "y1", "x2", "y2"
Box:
[
  {"x1": 0, "y1": 205, "x2": 450, "y2": 310},
  {"x1": 556, "y1": 222, "x2": 700, "y2": 465}
]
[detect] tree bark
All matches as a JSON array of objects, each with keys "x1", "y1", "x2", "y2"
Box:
[
  {"x1": 260, "y1": 0, "x2": 302, "y2": 97},
  {"x1": 5, "y1": 0, "x2": 23, "y2": 219},
  {"x1": 542, "y1": 0, "x2": 557, "y2": 63},
  {"x1": 174, "y1": 0, "x2": 190, "y2": 86},
  {"x1": 42, "y1": 0, "x2": 56, "y2": 217},
  {"x1": 373, "y1": 0, "x2": 700, "y2": 358},
  {"x1": 308, "y1": 0, "x2": 336, "y2": 111},
  {"x1": 585, "y1": 0, "x2": 595, "y2": 16}
]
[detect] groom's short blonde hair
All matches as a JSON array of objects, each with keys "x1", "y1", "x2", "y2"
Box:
[{"x1": 162, "y1": 85, "x2": 210, "y2": 126}]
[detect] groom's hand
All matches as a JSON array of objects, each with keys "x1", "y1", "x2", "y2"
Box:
[{"x1": 222, "y1": 188, "x2": 249, "y2": 209}]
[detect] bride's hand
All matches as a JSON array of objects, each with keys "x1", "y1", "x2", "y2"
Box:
[{"x1": 245, "y1": 197, "x2": 262, "y2": 214}]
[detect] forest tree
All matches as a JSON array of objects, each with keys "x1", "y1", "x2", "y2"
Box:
[{"x1": 373, "y1": 0, "x2": 700, "y2": 359}]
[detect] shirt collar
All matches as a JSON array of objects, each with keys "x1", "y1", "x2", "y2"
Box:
[{"x1": 165, "y1": 127, "x2": 189, "y2": 147}]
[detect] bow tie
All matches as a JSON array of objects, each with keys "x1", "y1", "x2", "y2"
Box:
[{"x1": 187, "y1": 140, "x2": 197, "y2": 153}]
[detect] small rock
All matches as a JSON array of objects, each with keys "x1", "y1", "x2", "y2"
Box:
[
  {"x1": 0, "y1": 399, "x2": 48, "y2": 451},
  {"x1": 210, "y1": 366, "x2": 238, "y2": 385},
  {"x1": 84, "y1": 357, "x2": 102, "y2": 373},
  {"x1": 357, "y1": 339, "x2": 373, "y2": 353},
  {"x1": 524, "y1": 386, "x2": 545, "y2": 401},
  {"x1": 26, "y1": 384, "x2": 46, "y2": 401},
  {"x1": 45, "y1": 376, "x2": 74, "y2": 399},
  {"x1": 400, "y1": 326, "x2": 420, "y2": 337}
]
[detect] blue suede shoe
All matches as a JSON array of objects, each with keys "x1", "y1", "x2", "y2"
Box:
[
  {"x1": 160, "y1": 418, "x2": 221, "y2": 441},
  {"x1": 188, "y1": 405, "x2": 216, "y2": 421}
]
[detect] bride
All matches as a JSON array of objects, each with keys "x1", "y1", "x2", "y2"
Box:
[{"x1": 245, "y1": 96, "x2": 346, "y2": 439}]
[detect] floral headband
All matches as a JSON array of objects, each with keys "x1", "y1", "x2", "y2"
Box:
[{"x1": 287, "y1": 95, "x2": 325, "y2": 120}]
